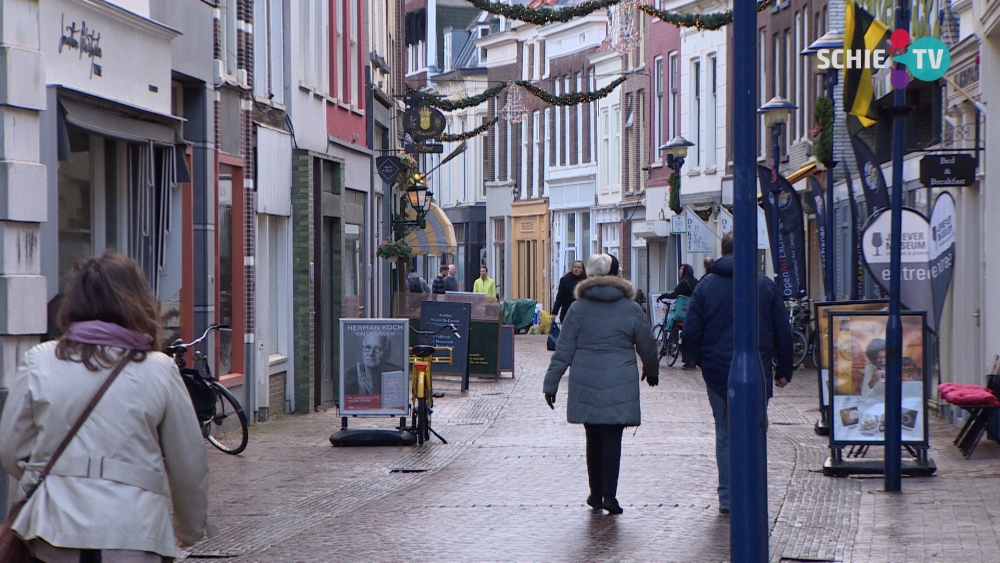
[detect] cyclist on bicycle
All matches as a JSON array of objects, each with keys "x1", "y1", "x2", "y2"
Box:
[{"x1": 657, "y1": 264, "x2": 699, "y2": 367}]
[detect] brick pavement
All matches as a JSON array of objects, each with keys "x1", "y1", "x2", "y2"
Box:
[{"x1": 182, "y1": 335, "x2": 1000, "y2": 563}]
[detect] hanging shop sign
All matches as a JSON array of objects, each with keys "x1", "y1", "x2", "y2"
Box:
[
  {"x1": 684, "y1": 207, "x2": 715, "y2": 254},
  {"x1": 338, "y1": 319, "x2": 410, "y2": 416},
  {"x1": 827, "y1": 310, "x2": 928, "y2": 447},
  {"x1": 404, "y1": 142, "x2": 444, "y2": 154},
  {"x1": 403, "y1": 104, "x2": 447, "y2": 141},
  {"x1": 920, "y1": 154, "x2": 976, "y2": 188},
  {"x1": 376, "y1": 156, "x2": 404, "y2": 185}
]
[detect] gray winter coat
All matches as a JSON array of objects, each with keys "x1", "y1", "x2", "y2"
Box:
[{"x1": 543, "y1": 275, "x2": 659, "y2": 426}]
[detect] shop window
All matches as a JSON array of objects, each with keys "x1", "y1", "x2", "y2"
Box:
[
  {"x1": 58, "y1": 129, "x2": 92, "y2": 291},
  {"x1": 218, "y1": 165, "x2": 234, "y2": 375}
]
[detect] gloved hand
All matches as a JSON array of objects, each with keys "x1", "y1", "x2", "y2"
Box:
[
  {"x1": 642, "y1": 372, "x2": 659, "y2": 387},
  {"x1": 544, "y1": 392, "x2": 556, "y2": 409}
]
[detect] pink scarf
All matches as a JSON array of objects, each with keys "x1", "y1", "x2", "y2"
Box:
[{"x1": 63, "y1": 320, "x2": 153, "y2": 351}]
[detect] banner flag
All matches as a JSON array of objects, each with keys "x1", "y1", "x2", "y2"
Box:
[
  {"x1": 929, "y1": 192, "x2": 956, "y2": 333},
  {"x1": 862, "y1": 208, "x2": 936, "y2": 329},
  {"x1": 757, "y1": 165, "x2": 808, "y2": 299},
  {"x1": 808, "y1": 175, "x2": 827, "y2": 284},
  {"x1": 843, "y1": 161, "x2": 866, "y2": 300},
  {"x1": 844, "y1": 0, "x2": 890, "y2": 135},
  {"x1": 851, "y1": 135, "x2": 891, "y2": 215}
]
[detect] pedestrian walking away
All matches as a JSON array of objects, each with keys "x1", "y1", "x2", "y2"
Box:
[
  {"x1": 406, "y1": 267, "x2": 431, "y2": 294},
  {"x1": 703, "y1": 256, "x2": 715, "y2": 276},
  {"x1": 552, "y1": 260, "x2": 587, "y2": 323},
  {"x1": 0, "y1": 251, "x2": 215, "y2": 562},
  {"x1": 543, "y1": 253, "x2": 659, "y2": 515},
  {"x1": 682, "y1": 231, "x2": 793, "y2": 514},
  {"x1": 658, "y1": 264, "x2": 700, "y2": 367}
]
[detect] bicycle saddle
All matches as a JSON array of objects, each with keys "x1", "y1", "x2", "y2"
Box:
[{"x1": 412, "y1": 345, "x2": 436, "y2": 358}]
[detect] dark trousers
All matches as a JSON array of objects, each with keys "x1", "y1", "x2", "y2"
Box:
[{"x1": 584, "y1": 423, "x2": 625, "y2": 500}]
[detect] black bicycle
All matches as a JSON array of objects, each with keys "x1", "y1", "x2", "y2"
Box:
[
  {"x1": 166, "y1": 324, "x2": 249, "y2": 455},
  {"x1": 652, "y1": 296, "x2": 683, "y2": 367},
  {"x1": 786, "y1": 298, "x2": 814, "y2": 370}
]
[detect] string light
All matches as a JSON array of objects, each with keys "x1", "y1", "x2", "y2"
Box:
[
  {"x1": 407, "y1": 83, "x2": 507, "y2": 111},
  {"x1": 501, "y1": 84, "x2": 529, "y2": 124},
  {"x1": 516, "y1": 76, "x2": 626, "y2": 106}
]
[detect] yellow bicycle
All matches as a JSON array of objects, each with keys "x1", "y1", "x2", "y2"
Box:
[{"x1": 408, "y1": 324, "x2": 460, "y2": 445}]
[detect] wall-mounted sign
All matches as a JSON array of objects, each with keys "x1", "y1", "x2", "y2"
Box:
[
  {"x1": 376, "y1": 156, "x2": 404, "y2": 184},
  {"x1": 919, "y1": 154, "x2": 976, "y2": 188},
  {"x1": 404, "y1": 143, "x2": 444, "y2": 154},
  {"x1": 403, "y1": 104, "x2": 446, "y2": 141},
  {"x1": 670, "y1": 214, "x2": 686, "y2": 234},
  {"x1": 58, "y1": 13, "x2": 103, "y2": 78}
]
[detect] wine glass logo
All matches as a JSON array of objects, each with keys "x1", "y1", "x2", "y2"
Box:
[{"x1": 871, "y1": 232, "x2": 884, "y2": 256}]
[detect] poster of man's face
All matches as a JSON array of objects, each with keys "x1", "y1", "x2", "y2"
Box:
[
  {"x1": 340, "y1": 320, "x2": 409, "y2": 415},
  {"x1": 829, "y1": 312, "x2": 925, "y2": 444}
]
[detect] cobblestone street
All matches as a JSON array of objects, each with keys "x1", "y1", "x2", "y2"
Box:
[{"x1": 183, "y1": 335, "x2": 1000, "y2": 563}]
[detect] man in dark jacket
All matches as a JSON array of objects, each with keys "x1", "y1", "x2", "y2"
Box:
[
  {"x1": 431, "y1": 265, "x2": 450, "y2": 294},
  {"x1": 683, "y1": 231, "x2": 793, "y2": 514}
]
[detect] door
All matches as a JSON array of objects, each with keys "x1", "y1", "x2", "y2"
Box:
[{"x1": 320, "y1": 216, "x2": 339, "y2": 407}]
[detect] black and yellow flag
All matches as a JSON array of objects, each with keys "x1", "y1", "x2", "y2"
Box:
[{"x1": 843, "y1": 0, "x2": 889, "y2": 135}]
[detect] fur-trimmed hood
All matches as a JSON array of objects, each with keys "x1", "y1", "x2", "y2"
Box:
[{"x1": 574, "y1": 275, "x2": 636, "y2": 302}]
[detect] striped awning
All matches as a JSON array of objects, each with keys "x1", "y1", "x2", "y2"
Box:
[
  {"x1": 404, "y1": 202, "x2": 458, "y2": 255},
  {"x1": 785, "y1": 159, "x2": 818, "y2": 185}
]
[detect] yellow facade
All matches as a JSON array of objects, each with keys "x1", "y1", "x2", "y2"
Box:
[{"x1": 510, "y1": 199, "x2": 550, "y2": 312}]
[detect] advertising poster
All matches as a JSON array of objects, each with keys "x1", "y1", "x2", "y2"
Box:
[
  {"x1": 828, "y1": 311, "x2": 927, "y2": 445},
  {"x1": 757, "y1": 166, "x2": 808, "y2": 299},
  {"x1": 813, "y1": 300, "x2": 888, "y2": 407},
  {"x1": 339, "y1": 319, "x2": 409, "y2": 416}
]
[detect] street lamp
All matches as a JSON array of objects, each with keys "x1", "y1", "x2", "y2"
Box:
[
  {"x1": 802, "y1": 30, "x2": 843, "y2": 304},
  {"x1": 660, "y1": 135, "x2": 695, "y2": 269},
  {"x1": 758, "y1": 96, "x2": 797, "y2": 281},
  {"x1": 393, "y1": 181, "x2": 431, "y2": 240}
]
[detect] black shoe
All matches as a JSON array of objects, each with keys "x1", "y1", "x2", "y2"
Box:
[
  {"x1": 719, "y1": 506, "x2": 730, "y2": 514},
  {"x1": 587, "y1": 495, "x2": 602, "y2": 510},
  {"x1": 602, "y1": 498, "x2": 624, "y2": 515}
]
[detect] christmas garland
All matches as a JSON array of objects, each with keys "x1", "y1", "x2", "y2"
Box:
[
  {"x1": 465, "y1": 0, "x2": 775, "y2": 30},
  {"x1": 638, "y1": 0, "x2": 775, "y2": 30},
  {"x1": 408, "y1": 83, "x2": 507, "y2": 112},
  {"x1": 515, "y1": 76, "x2": 626, "y2": 106},
  {"x1": 439, "y1": 118, "x2": 499, "y2": 142}
]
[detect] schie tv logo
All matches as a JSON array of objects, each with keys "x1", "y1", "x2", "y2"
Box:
[{"x1": 816, "y1": 29, "x2": 951, "y2": 89}]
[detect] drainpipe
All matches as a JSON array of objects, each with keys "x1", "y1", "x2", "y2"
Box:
[{"x1": 367, "y1": 65, "x2": 377, "y2": 318}]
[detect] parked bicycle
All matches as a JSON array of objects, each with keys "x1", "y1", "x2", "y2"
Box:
[
  {"x1": 652, "y1": 296, "x2": 684, "y2": 367},
  {"x1": 785, "y1": 298, "x2": 815, "y2": 370},
  {"x1": 165, "y1": 324, "x2": 249, "y2": 455},
  {"x1": 407, "y1": 324, "x2": 460, "y2": 445}
]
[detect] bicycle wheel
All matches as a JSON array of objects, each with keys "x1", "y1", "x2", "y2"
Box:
[
  {"x1": 652, "y1": 324, "x2": 666, "y2": 359},
  {"x1": 416, "y1": 397, "x2": 428, "y2": 446},
  {"x1": 810, "y1": 330, "x2": 822, "y2": 370},
  {"x1": 666, "y1": 328, "x2": 681, "y2": 367},
  {"x1": 206, "y1": 384, "x2": 249, "y2": 455},
  {"x1": 791, "y1": 328, "x2": 808, "y2": 370}
]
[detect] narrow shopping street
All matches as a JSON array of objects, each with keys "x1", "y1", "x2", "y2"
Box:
[{"x1": 181, "y1": 335, "x2": 1000, "y2": 563}]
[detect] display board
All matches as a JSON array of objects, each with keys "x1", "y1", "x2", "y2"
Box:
[
  {"x1": 828, "y1": 311, "x2": 928, "y2": 446},
  {"x1": 339, "y1": 319, "x2": 410, "y2": 416},
  {"x1": 469, "y1": 321, "x2": 501, "y2": 380},
  {"x1": 419, "y1": 301, "x2": 472, "y2": 390},
  {"x1": 813, "y1": 300, "x2": 888, "y2": 408},
  {"x1": 500, "y1": 325, "x2": 515, "y2": 374}
]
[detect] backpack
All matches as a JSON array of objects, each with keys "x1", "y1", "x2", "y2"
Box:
[
  {"x1": 406, "y1": 275, "x2": 423, "y2": 293},
  {"x1": 181, "y1": 367, "x2": 216, "y2": 422},
  {"x1": 431, "y1": 275, "x2": 446, "y2": 294}
]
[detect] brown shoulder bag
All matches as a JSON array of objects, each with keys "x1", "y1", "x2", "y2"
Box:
[{"x1": 0, "y1": 352, "x2": 133, "y2": 563}]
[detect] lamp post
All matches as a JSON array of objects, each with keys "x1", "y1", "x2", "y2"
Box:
[
  {"x1": 392, "y1": 181, "x2": 431, "y2": 240},
  {"x1": 802, "y1": 31, "x2": 843, "y2": 303},
  {"x1": 758, "y1": 96, "x2": 797, "y2": 283},
  {"x1": 800, "y1": 30, "x2": 843, "y2": 441},
  {"x1": 731, "y1": 0, "x2": 767, "y2": 558},
  {"x1": 661, "y1": 135, "x2": 695, "y2": 269}
]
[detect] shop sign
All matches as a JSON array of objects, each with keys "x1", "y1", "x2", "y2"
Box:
[
  {"x1": 919, "y1": 153, "x2": 976, "y2": 188},
  {"x1": 403, "y1": 104, "x2": 446, "y2": 141},
  {"x1": 685, "y1": 208, "x2": 715, "y2": 254},
  {"x1": 376, "y1": 156, "x2": 404, "y2": 184},
  {"x1": 404, "y1": 143, "x2": 444, "y2": 154},
  {"x1": 58, "y1": 13, "x2": 103, "y2": 78}
]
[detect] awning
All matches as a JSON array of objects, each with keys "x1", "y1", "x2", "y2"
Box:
[
  {"x1": 785, "y1": 159, "x2": 818, "y2": 185},
  {"x1": 60, "y1": 98, "x2": 177, "y2": 145},
  {"x1": 404, "y1": 202, "x2": 458, "y2": 255}
]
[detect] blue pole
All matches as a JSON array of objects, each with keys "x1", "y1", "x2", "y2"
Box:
[
  {"x1": 730, "y1": 0, "x2": 768, "y2": 558},
  {"x1": 885, "y1": 3, "x2": 909, "y2": 492},
  {"x1": 824, "y1": 72, "x2": 838, "y2": 302}
]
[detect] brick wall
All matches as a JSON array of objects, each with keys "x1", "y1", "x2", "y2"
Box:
[
  {"x1": 291, "y1": 152, "x2": 315, "y2": 413},
  {"x1": 269, "y1": 371, "x2": 287, "y2": 414}
]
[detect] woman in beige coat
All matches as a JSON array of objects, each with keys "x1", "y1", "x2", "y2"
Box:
[{"x1": 0, "y1": 252, "x2": 214, "y2": 562}]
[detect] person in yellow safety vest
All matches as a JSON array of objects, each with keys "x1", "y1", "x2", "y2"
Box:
[{"x1": 473, "y1": 266, "x2": 497, "y2": 298}]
